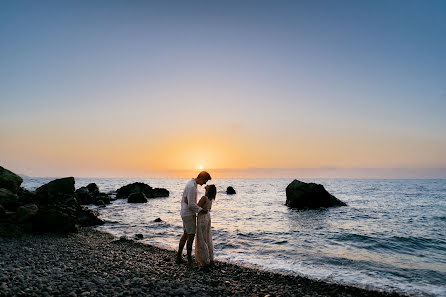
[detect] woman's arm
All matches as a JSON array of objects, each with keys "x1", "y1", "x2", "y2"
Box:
[{"x1": 197, "y1": 196, "x2": 207, "y2": 208}]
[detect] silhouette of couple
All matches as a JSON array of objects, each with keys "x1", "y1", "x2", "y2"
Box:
[{"x1": 176, "y1": 171, "x2": 216, "y2": 267}]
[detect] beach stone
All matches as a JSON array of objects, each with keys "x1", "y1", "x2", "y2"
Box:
[
  {"x1": 0, "y1": 166, "x2": 23, "y2": 193},
  {"x1": 285, "y1": 180, "x2": 347, "y2": 209},
  {"x1": 0, "y1": 188, "x2": 20, "y2": 210},
  {"x1": 128, "y1": 192, "x2": 148, "y2": 203},
  {"x1": 226, "y1": 186, "x2": 236, "y2": 195},
  {"x1": 16, "y1": 204, "x2": 39, "y2": 223},
  {"x1": 36, "y1": 177, "x2": 75, "y2": 203}
]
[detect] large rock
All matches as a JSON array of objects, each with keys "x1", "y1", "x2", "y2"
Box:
[
  {"x1": 86, "y1": 183, "x2": 99, "y2": 195},
  {"x1": 74, "y1": 187, "x2": 94, "y2": 205},
  {"x1": 116, "y1": 182, "x2": 169, "y2": 199},
  {"x1": 75, "y1": 186, "x2": 111, "y2": 205},
  {"x1": 16, "y1": 204, "x2": 39, "y2": 223},
  {"x1": 285, "y1": 180, "x2": 347, "y2": 210},
  {"x1": 32, "y1": 208, "x2": 77, "y2": 234},
  {"x1": 151, "y1": 188, "x2": 170, "y2": 198},
  {"x1": 76, "y1": 207, "x2": 104, "y2": 227},
  {"x1": 128, "y1": 192, "x2": 148, "y2": 203},
  {"x1": 0, "y1": 166, "x2": 23, "y2": 193},
  {"x1": 0, "y1": 188, "x2": 20, "y2": 211},
  {"x1": 36, "y1": 177, "x2": 75, "y2": 203}
]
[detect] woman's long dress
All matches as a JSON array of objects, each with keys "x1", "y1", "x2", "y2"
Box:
[{"x1": 195, "y1": 196, "x2": 214, "y2": 266}]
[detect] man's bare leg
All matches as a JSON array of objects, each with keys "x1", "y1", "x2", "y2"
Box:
[
  {"x1": 186, "y1": 234, "x2": 195, "y2": 264},
  {"x1": 176, "y1": 231, "x2": 188, "y2": 263}
]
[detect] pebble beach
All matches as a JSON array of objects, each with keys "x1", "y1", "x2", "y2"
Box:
[{"x1": 0, "y1": 228, "x2": 407, "y2": 297}]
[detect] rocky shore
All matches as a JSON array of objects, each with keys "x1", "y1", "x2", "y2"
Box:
[{"x1": 0, "y1": 228, "x2": 407, "y2": 297}]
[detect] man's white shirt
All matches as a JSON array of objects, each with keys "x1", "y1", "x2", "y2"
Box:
[{"x1": 180, "y1": 178, "x2": 203, "y2": 217}]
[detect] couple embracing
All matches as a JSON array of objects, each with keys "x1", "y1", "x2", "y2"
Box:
[{"x1": 176, "y1": 171, "x2": 216, "y2": 267}]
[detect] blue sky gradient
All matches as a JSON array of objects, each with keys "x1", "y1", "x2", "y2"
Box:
[{"x1": 1, "y1": 1, "x2": 445, "y2": 177}]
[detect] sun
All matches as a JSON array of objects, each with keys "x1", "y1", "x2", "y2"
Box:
[{"x1": 199, "y1": 165, "x2": 203, "y2": 170}]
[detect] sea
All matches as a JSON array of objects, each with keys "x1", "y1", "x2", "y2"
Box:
[{"x1": 22, "y1": 178, "x2": 446, "y2": 297}]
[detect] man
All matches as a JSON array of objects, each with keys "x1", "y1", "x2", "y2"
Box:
[{"x1": 176, "y1": 171, "x2": 212, "y2": 264}]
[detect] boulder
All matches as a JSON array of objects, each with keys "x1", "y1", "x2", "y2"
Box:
[
  {"x1": 95, "y1": 192, "x2": 111, "y2": 204},
  {"x1": 154, "y1": 217, "x2": 162, "y2": 222},
  {"x1": 150, "y1": 188, "x2": 170, "y2": 198},
  {"x1": 86, "y1": 183, "x2": 99, "y2": 195},
  {"x1": 128, "y1": 192, "x2": 148, "y2": 203},
  {"x1": 226, "y1": 186, "x2": 236, "y2": 194},
  {"x1": 0, "y1": 166, "x2": 23, "y2": 193},
  {"x1": 16, "y1": 204, "x2": 39, "y2": 223},
  {"x1": 74, "y1": 187, "x2": 94, "y2": 205},
  {"x1": 116, "y1": 182, "x2": 169, "y2": 199},
  {"x1": 285, "y1": 180, "x2": 347, "y2": 210},
  {"x1": 32, "y1": 208, "x2": 77, "y2": 234},
  {"x1": 36, "y1": 177, "x2": 75, "y2": 203},
  {"x1": 116, "y1": 182, "x2": 152, "y2": 198},
  {"x1": 135, "y1": 233, "x2": 143, "y2": 240},
  {"x1": 0, "y1": 188, "x2": 20, "y2": 211},
  {"x1": 16, "y1": 188, "x2": 38, "y2": 205},
  {"x1": 76, "y1": 208, "x2": 104, "y2": 227}
]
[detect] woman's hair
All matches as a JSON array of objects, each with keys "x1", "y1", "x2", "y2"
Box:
[{"x1": 206, "y1": 184, "x2": 217, "y2": 200}]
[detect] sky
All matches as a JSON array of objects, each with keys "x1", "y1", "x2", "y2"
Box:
[{"x1": 1, "y1": 0, "x2": 445, "y2": 178}]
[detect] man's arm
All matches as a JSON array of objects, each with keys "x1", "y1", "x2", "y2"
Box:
[{"x1": 187, "y1": 186, "x2": 203, "y2": 214}]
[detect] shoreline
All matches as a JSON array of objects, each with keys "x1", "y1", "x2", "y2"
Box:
[{"x1": 0, "y1": 228, "x2": 408, "y2": 297}]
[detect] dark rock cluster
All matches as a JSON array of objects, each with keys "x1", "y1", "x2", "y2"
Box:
[
  {"x1": 0, "y1": 166, "x2": 104, "y2": 236},
  {"x1": 116, "y1": 182, "x2": 169, "y2": 203},
  {"x1": 286, "y1": 179, "x2": 347, "y2": 210},
  {"x1": 75, "y1": 183, "x2": 113, "y2": 206}
]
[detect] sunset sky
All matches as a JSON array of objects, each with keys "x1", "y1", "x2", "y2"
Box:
[{"x1": 1, "y1": 1, "x2": 445, "y2": 178}]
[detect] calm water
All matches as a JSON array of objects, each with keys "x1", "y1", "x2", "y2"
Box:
[{"x1": 22, "y1": 178, "x2": 446, "y2": 296}]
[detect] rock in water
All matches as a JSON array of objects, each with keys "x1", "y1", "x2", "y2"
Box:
[
  {"x1": 86, "y1": 183, "x2": 99, "y2": 195},
  {"x1": 116, "y1": 182, "x2": 169, "y2": 199},
  {"x1": 285, "y1": 179, "x2": 347, "y2": 209},
  {"x1": 76, "y1": 208, "x2": 104, "y2": 227},
  {"x1": 151, "y1": 188, "x2": 169, "y2": 198},
  {"x1": 0, "y1": 166, "x2": 23, "y2": 193},
  {"x1": 116, "y1": 182, "x2": 152, "y2": 198},
  {"x1": 226, "y1": 186, "x2": 236, "y2": 194},
  {"x1": 128, "y1": 192, "x2": 148, "y2": 203}
]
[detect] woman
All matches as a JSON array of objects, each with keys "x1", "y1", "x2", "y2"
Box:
[{"x1": 195, "y1": 184, "x2": 216, "y2": 267}]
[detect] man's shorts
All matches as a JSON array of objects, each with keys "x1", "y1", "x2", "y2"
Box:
[{"x1": 182, "y1": 215, "x2": 196, "y2": 234}]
